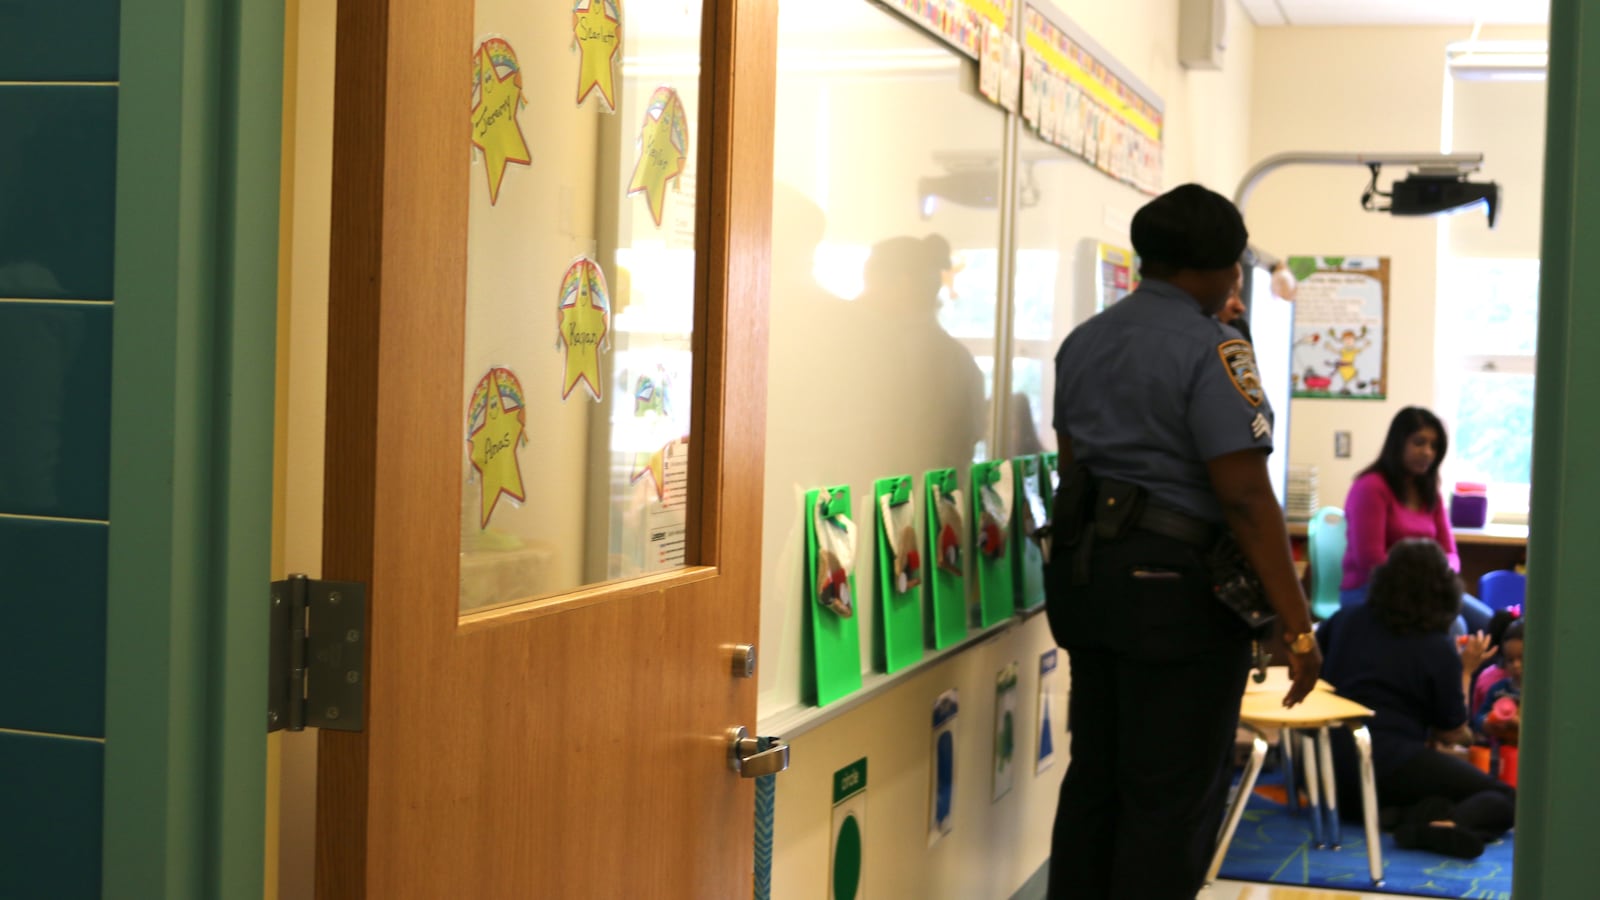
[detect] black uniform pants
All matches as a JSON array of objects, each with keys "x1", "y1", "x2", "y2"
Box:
[
  {"x1": 1330, "y1": 731, "x2": 1516, "y2": 840},
  {"x1": 1045, "y1": 530, "x2": 1253, "y2": 900}
]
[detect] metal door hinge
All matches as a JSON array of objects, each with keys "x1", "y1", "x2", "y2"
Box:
[{"x1": 268, "y1": 573, "x2": 366, "y2": 733}]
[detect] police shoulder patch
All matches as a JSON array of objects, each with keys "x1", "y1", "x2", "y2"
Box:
[{"x1": 1217, "y1": 339, "x2": 1264, "y2": 407}]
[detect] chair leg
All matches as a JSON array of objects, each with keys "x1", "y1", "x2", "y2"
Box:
[
  {"x1": 1318, "y1": 726, "x2": 1341, "y2": 848},
  {"x1": 1299, "y1": 731, "x2": 1325, "y2": 848},
  {"x1": 1208, "y1": 728, "x2": 1269, "y2": 886},
  {"x1": 1281, "y1": 728, "x2": 1299, "y2": 812},
  {"x1": 1350, "y1": 724, "x2": 1384, "y2": 886}
]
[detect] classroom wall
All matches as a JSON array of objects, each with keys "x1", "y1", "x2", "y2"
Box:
[
  {"x1": 766, "y1": 3, "x2": 1260, "y2": 897},
  {"x1": 1246, "y1": 24, "x2": 1547, "y2": 498}
]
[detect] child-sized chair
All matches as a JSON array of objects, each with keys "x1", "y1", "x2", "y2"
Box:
[
  {"x1": 1306, "y1": 507, "x2": 1347, "y2": 621},
  {"x1": 1479, "y1": 569, "x2": 1526, "y2": 613}
]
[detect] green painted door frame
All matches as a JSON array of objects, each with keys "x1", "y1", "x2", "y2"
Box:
[
  {"x1": 1520, "y1": 1, "x2": 1600, "y2": 896},
  {"x1": 103, "y1": 0, "x2": 282, "y2": 896}
]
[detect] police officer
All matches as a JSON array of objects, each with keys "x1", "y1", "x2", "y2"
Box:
[{"x1": 1044, "y1": 184, "x2": 1321, "y2": 899}]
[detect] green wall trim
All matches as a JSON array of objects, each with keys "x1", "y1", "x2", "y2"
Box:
[
  {"x1": 1518, "y1": 1, "x2": 1599, "y2": 897},
  {"x1": 104, "y1": 0, "x2": 282, "y2": 896}
]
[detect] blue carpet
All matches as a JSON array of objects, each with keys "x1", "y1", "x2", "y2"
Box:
[{"x1": 1217, "y1": 794, "x2": 1514, "y2": 899}]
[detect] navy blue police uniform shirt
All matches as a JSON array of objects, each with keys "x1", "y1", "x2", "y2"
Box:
[{"x1": 1053, "y1": 278, "x2": 1274, "y2": 523}]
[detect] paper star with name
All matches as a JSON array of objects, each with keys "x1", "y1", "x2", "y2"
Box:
[
  {"x1": 630, "y1": 439, "x2": 673, "y2": 503},
  {"x1": 573, "y1": 0, "x2": 622, "y2": 111},
  {"x1": 558, "y1": 260, "x2": 611, "y2": 401},
  {"x1": 471, "y1": 45, "x2": 532, "y2": 205},
  {"x1": 627, "y1": 87, "x2": 689, "y2": 227},
  {"x1": 467, "y1": 386, "x2": 527, "y2": 527}
]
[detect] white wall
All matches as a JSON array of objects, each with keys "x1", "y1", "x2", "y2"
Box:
[
  {"x1": 767, "y1": 3, "x2": 1260, "y2": 898},
  {"x1": 1247, "y1": 24, "x2": 1546, "y2": 497}
]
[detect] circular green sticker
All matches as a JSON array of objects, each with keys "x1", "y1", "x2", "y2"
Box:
[{"x1": 833, "y1": 814, "x2": 862, "y2": 900}]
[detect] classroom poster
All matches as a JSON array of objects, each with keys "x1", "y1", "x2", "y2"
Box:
[
  {"x1": 1095, "y1": 242, "x2": 1138, "y2": 311},
  {"x1": 1036, "y1": 649, "x2": 1059, "y2": 774},
  {"x1": 1287, "y1": 256, "x2": 1390, "y2": 400},
  {"x1": 993, "y1": 662, "x2": 1019, "y2": 801},
  {"x1": 929, "y1": 690, "x2": 959, "y2": 846},
  {"x1": 831, "y1": 758, "x2": 869, "y2": 900}
]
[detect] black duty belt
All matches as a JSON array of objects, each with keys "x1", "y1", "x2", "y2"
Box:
[{"x1": 1134, "y1": 504, "x2": 1219, "y2": 549}]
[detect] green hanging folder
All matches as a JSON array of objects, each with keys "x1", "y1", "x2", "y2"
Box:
[
  {"x1": 873, "y1": 475, "x2": 925, "y2": 674},
  {"x1": 804, "y1": 485, "x2": 864, "y2": 707},
  {"x1": 970, "y1": 460, "x2": 1016, "y2": 627},
  {"x1": 1013, "y1": 455, "x2": 1047, "y2": 610},
  {"x1": 923, "y1": 468, "x2": 969, "y2": 650},
  {"x1": 1040, "y1": 452, "x2": 1059, "y2": 508},
  {"x1": 1040, "y1": 451, "x2": 1060, "y2": 577}
]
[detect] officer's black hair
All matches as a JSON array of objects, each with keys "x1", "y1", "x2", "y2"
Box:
[
  {"x1": 1361, "y1": 406, "x2": 1449, "y2": 511},
  {"x1": 1130, "y1": 183, "x2": 1248, "y2": 273},
  {"x1": 1367, "y1": 538, "x2": 1464, "y2": 637}
]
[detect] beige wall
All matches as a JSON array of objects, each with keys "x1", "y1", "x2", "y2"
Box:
[{"x1": 1246, "y1": 24, "x2": 1546, "y2": 496}]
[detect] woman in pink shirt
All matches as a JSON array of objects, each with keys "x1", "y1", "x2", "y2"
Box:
[{"x1": 1339, "y1": 407, "x2": 1494, "y2": 631}]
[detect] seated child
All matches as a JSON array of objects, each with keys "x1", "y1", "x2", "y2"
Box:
[
  {"x1": 1473, "y1": 619, "x2": 1524, "y2": 745},
  {"x1": 1471, "y1": 608, "x2": 1522, "y2": 712}
]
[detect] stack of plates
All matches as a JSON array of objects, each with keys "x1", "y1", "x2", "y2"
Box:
[{"x1": 1286, "y1": 465, "x2": 1319, "y2": 521}]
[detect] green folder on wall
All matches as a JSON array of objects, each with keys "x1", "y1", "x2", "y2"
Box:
[
  {"x1": 970, "y1": 460, "x2": 1017, "y2": 627},
  {"x1": 923, "y1": 468, "x2": 969, "y2": 650},
  {"x1": 1013, "y1": 455, "x2": 1047, "y2": 610},
  {"x1": 873, "y1": 475, "x2": 925, "y2": 674},
  {"x1": 1040, "y1": 452, "x2": 1059, "y2": 509},
  {"x1": 804, "y1": 485, "x2": 863, "y2": 707}
]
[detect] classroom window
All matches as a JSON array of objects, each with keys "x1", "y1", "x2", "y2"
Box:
[{"x1": 1436, "y1": 257, "x2": 1538, "y2": 514}]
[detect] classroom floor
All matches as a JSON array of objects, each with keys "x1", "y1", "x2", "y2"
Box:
[{"x1": 1209, "y1": 882, "x2": 1432, "y2": 899}]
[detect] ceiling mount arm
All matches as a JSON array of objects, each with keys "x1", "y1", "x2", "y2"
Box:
[
  {"x1": 1232, "y1": 151, "x2": 1486, "y2": 210},
  {"x1": 1233, "y1": 151, "x2": 1487, "y2": 270}
]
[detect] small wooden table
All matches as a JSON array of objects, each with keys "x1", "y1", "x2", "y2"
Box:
[{"x1": 1209, "y1": 688, "x2": 1383, "y2": 888}]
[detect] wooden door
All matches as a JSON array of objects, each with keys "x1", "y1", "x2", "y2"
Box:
[{"x1": 314, "y1": 0, "x2": 776, "y2": 896}]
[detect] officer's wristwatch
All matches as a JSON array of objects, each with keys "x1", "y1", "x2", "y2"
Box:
[{"x1": 1285, "y1": 631, "x2": 1317, "y2": 655}]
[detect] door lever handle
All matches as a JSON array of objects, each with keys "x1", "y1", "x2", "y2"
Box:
[{"x1": 728, "y1": 726, "x2": 790, "y2": 778}]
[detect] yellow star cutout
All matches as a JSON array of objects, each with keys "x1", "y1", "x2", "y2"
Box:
[
  {"x1": 630, "y1": 440, "x2": 671, "y2": 502},
  {"x1": 471, "y1": 46, "x2": 532, "y2": 205},
  {"x1": 559, "y1": 263, "x2": 610, "y2": 401},
  {"x1": 468, "y1": 388, "x2": 527, "y2": 527},
  {"x1": 573, "y1": 0, "x2": 622, "y2": 110},
  {"x1": 627, "y1": 88, "x2": 688, "y2": 227}
]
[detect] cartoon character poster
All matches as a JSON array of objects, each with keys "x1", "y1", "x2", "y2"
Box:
[{"x1": 1287, "y1": 257, "x2": 1389, "y2": 400}]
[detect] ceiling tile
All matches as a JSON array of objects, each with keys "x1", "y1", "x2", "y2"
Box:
[{"x1": 1266, "y1": 0, "x2": 1548, "y2": 27}]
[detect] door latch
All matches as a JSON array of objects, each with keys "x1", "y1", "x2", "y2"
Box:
[{"x1": 728, "y1": 726, "x2": 790, "y2": 778}]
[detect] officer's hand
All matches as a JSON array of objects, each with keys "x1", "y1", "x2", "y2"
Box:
[{"x1": 1283, "y1": 644, "x2": 1323, "y2": 708}]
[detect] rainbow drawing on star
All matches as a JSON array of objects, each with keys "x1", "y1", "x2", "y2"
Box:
[
  {"x1": 466, "y1": 366, "x2": 530, "y2": 527},
  {"x1": 558, "y1": 257, "x2": 612, "y2": 402},
  {"x1": 627, "y1": 86, "x2": 690, "y2": 227},
  {"x1": 470, "y1": 39, "x2": 532, "y2": 205}
]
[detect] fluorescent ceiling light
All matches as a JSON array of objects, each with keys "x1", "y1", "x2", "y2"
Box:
[{"x1": 1447, "y1": 40, "x2": 1548, "y2": 81}]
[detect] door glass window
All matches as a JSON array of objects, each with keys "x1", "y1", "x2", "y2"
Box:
[{"x1": 460, "y1": 0, "x2": 704, "y2": 612}]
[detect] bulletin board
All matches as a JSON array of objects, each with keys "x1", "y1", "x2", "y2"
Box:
[
  {"x1": 1287, "y1": 256, "x2": 1390, "y2": 400},
  {"x1": 1019, "y1": 2, "x2": 1163, "y2": 195},
  {"x1": 875, "y1": 0, "x2": 1013, "y2": 59}
]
